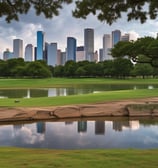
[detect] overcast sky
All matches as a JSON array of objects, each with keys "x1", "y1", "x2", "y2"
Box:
[{"x1": 0, "y1": 3, "x2": 158, "y2": 58}]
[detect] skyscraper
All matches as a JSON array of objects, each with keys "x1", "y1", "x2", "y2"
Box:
[
  {"x1": 103, "y1": 34, "x2": 113, "y2": 60},
  {"x1": 112, "y1": 30, "x2": 121, "y2": 47},
  {"x1": 121, "y1": 33, "x2": 130, "y2": 41},
  {"x1": 84, "y1": 28, "x2": 94, "y2": 61},
  {"x1": 3, "y1": 48, "x2": 13, "y2": 60},
  {"x1": 66, "y1": 37, "x2": 76, "y2": 61},
  {"x1": 13, "y1": 39, "x2": 23, "y2": 58},
  {"x1": 47, "y1": 43, "x2": 57, "y2": 66},
  {"x1": 36, "y1": 31, "x2": 45, "y2": 60},
  {"x1": 76, "y1": 46, "x2": 84, "y2": 62},
  {"x1": 25, "y1": 44, "x2": 34, "y2": 62}
]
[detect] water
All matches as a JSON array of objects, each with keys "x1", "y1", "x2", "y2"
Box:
[
  {"x1": 0, "y1": 118, "x2": 158, "y2": 149},
  {"x1": 0, "y1": 84, "x2": 157, "y2": 98}
]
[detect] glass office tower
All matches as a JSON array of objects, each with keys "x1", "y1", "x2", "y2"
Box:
[
  {"x1": 84, "y1": 28, "x2": 94, "y2": 61},
  {"x1": 112, "y1": 30, "x2": 121, "y2": 47},
  {"x1": 66, "y1": 37, "x2": 76, "y2": 61},
  {"x1": 36, "y1": 31, "x2": 44, "y2": 60}
]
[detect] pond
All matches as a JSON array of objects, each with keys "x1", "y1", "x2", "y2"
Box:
[
  {"x1": 0, "y1": 84, "x2": 157, "y2": 98},
  {"x1": 0, "y1": 118, "x2": 158, "y2": 149}
]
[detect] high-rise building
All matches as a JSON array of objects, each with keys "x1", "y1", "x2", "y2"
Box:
[
  {"x1": 57, "y1": 49, "x2": 62, "y2": 65},
  {"x1": 103, "y1": 34, "x2": 112, "y2": 60},
  {"x1": 25, "y1": 44, "x2": 34, "y2": 62},
  {"x1": 36, "y1": 31, "x2": 45, "y2": 60},
  {"x1": 61, "y1": 51, "x2": 66, "y2": 65},
  {"x1": 47, "y1": 43, "x2": 57, "y2": 66},
  {"x1": 121, "y1": 33, "x2": 130, "y2": 41},
  {"x1": 66, "y1": 37, "x2": 76, "y2": 61},
  {"x1": 99, "y1": 48, "x2": 103, "y2": 62},
  {"x1": 3, "y1": 48, "x2": 13, "y2": 60},
  {"x1": 112, "y1": 30, "x2": 121, "y2": 47},
  {"x1": 84, "y1": 28, "x2": 94, "y2": 61},
  {"x1": 13, "y1": 39, "x2": 23, "y2": 58},
  {"x1": 76, "y1": 46, "x2": 84, "y2": 62}
]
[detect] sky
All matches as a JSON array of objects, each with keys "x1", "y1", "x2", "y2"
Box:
[{"x1": 0, "y1": 2, "x2": 158, "y2": 59}]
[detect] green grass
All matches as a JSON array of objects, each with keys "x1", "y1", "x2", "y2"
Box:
[
  {"x1": 0, "y1": 89, "x2": 157, "y2": 107},
  {"x1": 0, "y1": 78, "x2": 158, "y2": 88},
  {"x1": 0, "y1": 147, "x2": 158, "y2": 168}
]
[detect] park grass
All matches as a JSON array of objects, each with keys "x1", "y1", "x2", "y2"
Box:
[
  {"x1": 0, "y1": 147, "x2": 158, "y2": 168},
  {"x1": 0, "y1": 89, "x2": 157, "y2": 107},
  {"x1": 0, "y1": 77, "x2": 158, "y2": 88}
]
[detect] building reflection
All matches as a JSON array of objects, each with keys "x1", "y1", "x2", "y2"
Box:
[
  {"x1": 13, "y1": 124, "x2": 23, "y2": 130},
  {"x1": 95, "y1": 121, "x2": 105, "y2": 135},
  {"x1": 65, "y1": 122, "x2": 73, "y2": 125},
  {"x1": 113, "y1": 120, "x2": 140, "y2": 132},
  {"x1": 36, "y1": 122, "x2": 46, "y2": 134},
  {"x1": 78, "y1": 121, "x2": 87, "y2": 133}
]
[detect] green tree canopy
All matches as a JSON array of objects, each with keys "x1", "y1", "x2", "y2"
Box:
[
  {"x1": 111, "y1": 37, "x2": 158, "y2": 68},
  {"x1": 1, "y1": 0, "x2": 158, "y2": 24}
]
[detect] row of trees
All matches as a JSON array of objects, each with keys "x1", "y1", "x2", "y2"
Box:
[
  {"x1": 52, "y1": 59, "x2": 158, "y2": 78},
  {"x1": 0, "y1": 58, "x2": 52, "y2": 78},
  {"x1": 0, "y1": 57, "x2": 157, "y2": 79}
]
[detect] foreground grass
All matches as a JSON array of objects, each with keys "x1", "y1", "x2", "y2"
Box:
[
  {"x1": 0, "y1": 89, "x2": 157, "y2": 107},
  {"x1": 0, "y1": 147, "x2": 158, "y2": 168},
  {"x1": 0, "y1": 78, "x2": 158, "y2": 88}
]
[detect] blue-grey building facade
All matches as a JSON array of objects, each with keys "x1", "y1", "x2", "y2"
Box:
[
  {"x1": 66, "y1": 37, "x2": 76, "y2": 61},
  {"x1": 36, "y1": 31, "x2": 45, "y2": 60}
]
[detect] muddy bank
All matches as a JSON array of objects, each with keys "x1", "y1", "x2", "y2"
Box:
[{"x1": 0, "y1": 97, "x2": 158, "y2": 122}]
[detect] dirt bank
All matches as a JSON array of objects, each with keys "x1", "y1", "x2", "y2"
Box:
[{"x1": 0, "y1": 97, "x2": 158, "y2": 122}]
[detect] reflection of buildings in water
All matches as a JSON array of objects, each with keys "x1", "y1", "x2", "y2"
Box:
[
  {"x1": 78, "y1": 121, "x2": 87, "y2": 133},
  {"x1": 36, "y1": 122, "x2": 46, "y2": 134},
  {"x1": 129, "y1": 121, "x2": 140, "y2": 130},
  {"x1": 24, "y1": 89, "x2": 30, "y2": 98},
  {"x1": 95, "y1": 121, "x2": 105, "y2": 135},
  {"x1": 48, "y1": 88, "x2": 67, "y2": 97},
  {"x1": 13, "y1": 124, "x2": 23, "y2": 130},
  {"x1": 65, "y1": 122, "x2": 73, "y2": 125},
  {"x1": 113, "y1": 121, "x2": 130, "y2": 132}
]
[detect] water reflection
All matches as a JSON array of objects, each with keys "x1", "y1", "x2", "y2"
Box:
[
  {"x1": 0, "y1": 118, "x2": 158, "y2": 149},
  {"x1": 0, "y1": 84, "x2": 157, "y2": 98}
]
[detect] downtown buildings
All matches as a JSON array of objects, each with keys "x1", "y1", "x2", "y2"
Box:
[{"x1": 2, "y1": 28, "x2": 131, "y2": 65}]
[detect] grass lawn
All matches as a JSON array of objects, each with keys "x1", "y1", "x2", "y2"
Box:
[
  {"x1": 0, "y1": 77, "x2": 158, "y2": 88},
  {"x1": 0, "y1": 147, "x2": 158, "y2": 168}
]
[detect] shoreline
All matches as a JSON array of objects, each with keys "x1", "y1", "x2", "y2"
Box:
[{"x1": 0, "y1": 97, "x2": 158, "y2": 122}]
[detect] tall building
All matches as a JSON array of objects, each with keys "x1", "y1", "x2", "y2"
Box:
[
  {"x1": 36, "y1": 31, "x2": 45, "y2": 60},
  {"x1": 112, "y1": 30, "x2": 121, "y2": 47},
  {"x1": 103, "y1": 34, "x2": 112, "y2": 60},
  {"x1": 57, "y1": 49, "x2": 62, "y2": 65},
  {"x1": 61, "y1": 51, "x2": 66, "y2": 65},
  {"x1": 13, "y1": 39, "x2": 23, "y2": 58},
  {"x1": 47, "y1": 43, "x2": 57, "y2": 66},
  {"x1": 99, "y1": 48, "x2": 103, "y2": 62},
  {"x1": 76, "y1": 46, "x2": 84, "y2": 62},
  {"x1": 25, "y1": 44, "x2": 34, "y2": 62},
  {"x1": 66, "y1": 37, "x2": 76, "y2": 61},
  {"x1": 121, "y1": 33, "x2": 130, "y2": 41},
  {"x1": 3, "y1": 48, "x2": 13, "y2": 60},
  {"x1": 84, "y1": 28, "x2": 94, "y2": 61}
]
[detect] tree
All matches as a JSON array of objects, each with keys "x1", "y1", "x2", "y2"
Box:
[
  {"x1": 1, "y1": 1, "x2": 158, "y2": 24},
  {"x1": 132, "y1": 63, "x2": 153, "y2": 78},
  {"x1": 112, "y1": 58, "x2": 133, "y2": 78},
  {"x1": 25, "y1": 61, "x2": 52, "y2": 78},
  {"x1": 111, "y1": 37, "x2": 158, "y2": 68}
]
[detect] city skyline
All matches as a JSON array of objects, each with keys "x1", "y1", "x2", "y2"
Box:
[
  {"x1": 1, "y1": 28, "x2": 131, "y2": 64},
  {"x1": 0, "y1": 3, "x2": 158, "y2": 59}
]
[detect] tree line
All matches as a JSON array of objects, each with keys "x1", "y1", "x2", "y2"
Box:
[{"x1": 52, "y1": 59, "x2": 157, "y2": 78}]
